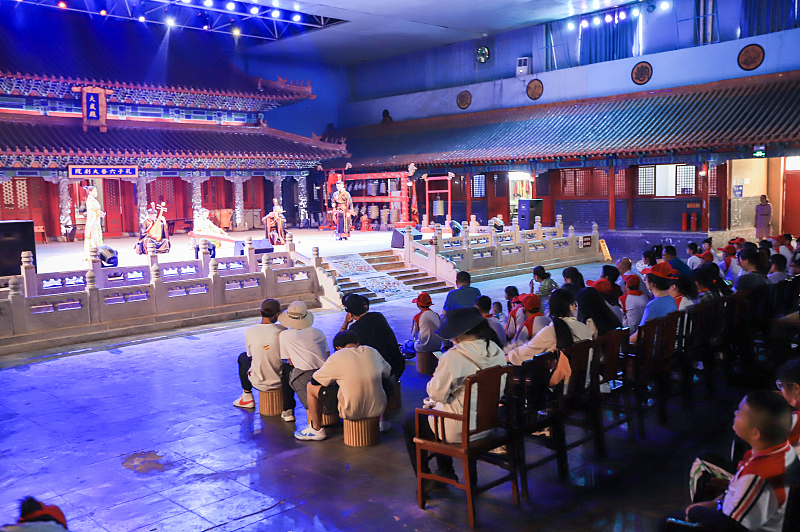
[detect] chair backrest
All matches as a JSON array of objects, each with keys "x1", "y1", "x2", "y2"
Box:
[
  {"x1": 659, "y1": 311, "x2": 681, "y2": 361},
  {"x1": 632, "y1": 318, "x2": 662, "y2": 376},
  {"x1": 514, "y1": 352, "x2": 560, "y2": 429},
  {"x1": 561, "y1": 340, "x2": 597, "y2": 401},
  {"x1": 597, "y1": 327, "x2": 629, "y2": 380},
  {"x1": 461, "y1": 365, "x2": 514, "y2": 441},
  {"x1": 783, "y1": 479, "x2": 800, "y2": 532},
  {"x1": 685, "y1": 302, "x2": 713, "y2": 352}
]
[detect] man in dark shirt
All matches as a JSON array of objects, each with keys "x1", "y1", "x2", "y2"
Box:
[
  {"x1": 340, "y1": 294, "x2": 404, "y2": 379},
  {"x1": 734, "y1": 247, "x2": 769, "y2": 292},
  {"x1": 662, "y1": 245, "x2": 692, "y2": 277}
]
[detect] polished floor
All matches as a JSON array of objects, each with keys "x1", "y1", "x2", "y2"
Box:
[{"x1": 1, "y1": 264, "x2": 743, "y2": 532}]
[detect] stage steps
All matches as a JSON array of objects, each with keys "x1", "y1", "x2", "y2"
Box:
[{"x1": 467, "y1": 256, "x2": 602, "y2": 284}]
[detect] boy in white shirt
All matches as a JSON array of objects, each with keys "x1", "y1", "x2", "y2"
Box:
[
  {"x1": 619, "y1": 276, "x2": 649, "y2": 334},
  {"x1": 411, "y1": 292, "x2": 442, "y2": 355},
  {"x1": 278, "y1": 301, "x2": 329, "y2": 414},
  {"x1": 768, "y1": 254, "x2": 790, "y2": 284},
  {"x1": 717, "y1": 245, "x2": 742, "y2": 282},
  {"x1": 295, "y1": 330, "x2": 391, "y2": 441}
]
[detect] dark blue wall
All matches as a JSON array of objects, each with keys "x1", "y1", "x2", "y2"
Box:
[{"x1": 556, "y1": 197, "x2": 719, "y2": 232}]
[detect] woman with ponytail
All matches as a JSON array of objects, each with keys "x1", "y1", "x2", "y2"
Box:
[{"x1": 505, "y1": 289, "x2": 591, "y2": 386}]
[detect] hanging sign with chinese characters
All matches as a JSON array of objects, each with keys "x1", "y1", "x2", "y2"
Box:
[
  {"x1": 68, "y1": 165, "x2": 138, "y2": 181},
  {"x1": 70, "y1": 86, "x2": 114, "y2": 132}
]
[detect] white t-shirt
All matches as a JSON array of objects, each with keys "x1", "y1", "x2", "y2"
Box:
[
  {"x1": 413, "y1": 309, "x2": 443, "y2": 353},
  {"x1": 769, "y1": 271, "x2": 790, "y2": 284},
  {"x1": 245, "y1": 322, "x2": 286, "y2": 391},
  {"x1": 620, "y1": 292, "x2": 649, "y2": 334},
  {"x1": 279, "y1": 327, "x2": 329, "y2": 371},
  {"x1": 312, "y1": 345, "x2": 391, "y2": 420},
  {"x1": 718, "y1": 259, "x2": 742, "y2": 282},
  {"x1": 687, "y1": 255, "x2": 702, "y2": 270}
]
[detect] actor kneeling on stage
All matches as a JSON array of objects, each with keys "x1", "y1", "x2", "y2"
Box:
[
  {"x1": 190, "y1": 208, "x2": 229, "y2": 249},
  {"x1": 135, "y1": 203, "x2": 171, "y2": 255},
  {"x1": 263, "y1": 198, "x2": 287, "y2": 245},
  {"x1": 331, "y1": 180, "x2": 353, "y2": 240}
]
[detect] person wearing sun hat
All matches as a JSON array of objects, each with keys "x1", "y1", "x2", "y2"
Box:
[
  {"x1": 629, "y1": 262, "x2": 678, "y2": 344},
  {"x1": 278, "y1": 300, "x2": 329, "y2": 419},
  {"x1": 717, "y1": 244, "x2": 742, "y2": 282},
  {"x1": 401, "y1": 306, "x2": 506, "y2": 492},
  {"x1": 694, "y1": 250, "x2": 715, "y2": 266},
  {"x1": 410, "y1": 292, "x2": 442, "y2": 356}
]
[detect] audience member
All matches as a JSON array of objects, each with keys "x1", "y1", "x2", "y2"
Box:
[
  {"x1": 729, "y1": 237, "x2": 746, "y2": 252},
  {"x1": 693, "y1": 263, "x2": 732, "y2": 302},
  {"x1": 279, "y1": 301, "x2": 329, "y2": 410},
  {"x1": 410, "y1": 292, "x2": 442, "y2": 357},
  {"x1": 686, "y1": 243, "x2": 702, "y2": 270},
  {"x1": 642, "y1": 250, "x2": 658, "y2": 269},
  {"x1": 780, "y1": 234, "x2": 795, "y2": 262},
  {"x1": 776, "y1": 358, "x2": 800, "y2": 456},
  {"x1": 576, "y1": 287, "x2": 622, "y2": 340},
  {"x1": 586, "y1": 279, "x2": 624, "y2": 323},
  {"x1": 505, "y1": 295, "x2": 525, "y2": 341},
  {"x1": 233, "y1": 300, "x2": 295, "y2": 422},
  {"x1": 702, "y1": 237, "x2": 720, "y2": 261},
  {"x1": 734, "y1": 247, "x2": 770, "y2": 292},
  {"x1": 601, "y1": 265, "x2": 624, "y2": 300},
  {"x1": 695, "y1": 251, "x2": 715, "y2": 266},
  {"x1": 759, "y1": 239, "x2": 775, "y2": 256},
  {"x1": 617, "y1": 257, "x2": 650, "y2": 298},
  {"x1": 561, "y1": 266, "x2": 586, "y2": 296},
  {"x1": 663, "y1": 245, "x2": 692, "y2": 277},
  {"x1": 791, "y1": 256, "x2": 800, "y2": 277},
  {"x1": 630, "y1": 263, "x2": 678, "y2": 344},
  {"x1": 505, "y1": 289, "x2": 591, "y2": 386},
  {"x1": 1, "y1": 498, "x2": 67, "y2": 532},
  {"x1": 491, "y1": 301, "x2": 506, "y2": 325},
  {"x1": 530, "y1": 266, "x2": 558, "y2": 304},
  {"x1": 504, "y1": 285, "x2": 519, "y2": 313},
  {"x1": 620, "y1": 275, "x2": 649, "y2": 333},
  {"x1": 402, "y1": 307, "x2": 506, "y2": 492},
  {"x1": 443, "y1": 271, "x2": 481, "y2": 315},
  {"x1": 661, "y1": 390, "x2": 798, "y2": 532},
  {"x1": 669, "y1": 274, "x2": 697, "y2": 311},
  {"x1": 717, "y1": 245, "x2": 742, "y2": 282},
  {"x1": 341, "y1": 294, "x2": 404, "y2": 379},
  {"x1": 506, "y1": 294, "x2": 551, "y2": 347},
  {"x1": 475, "y1": 295, "x2": 506, "y2": 347},
  {"x1": 294, "y1": 330, "x2": 391, "y2": 441},
  {"x1": 768, "y1": 254, "x2": 790, "y2": 284}
]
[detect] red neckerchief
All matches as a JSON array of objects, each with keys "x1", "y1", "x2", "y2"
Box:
[
  {"x1": 673, "y1": 295, "x2": 683, "y2": 308},
  {"x1": 619, "y1": 291, "x2": 643, "y2": 313},
  {"x1": 521, "y1": 312, "x2": 545, "y2": 337},
  {"x1": 723, "y1": 256, "x2": 732, "y2": 270},
  {"x1": 413, "y1": 308, "x2": 433, "y2": 327}
]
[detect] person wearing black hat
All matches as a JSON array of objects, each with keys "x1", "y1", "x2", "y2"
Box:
[
  {"x1": 401, "y1": 307, "x2": 507, "y2": 494},
  {"x1": 340, "y1": 294, "x2": 404, "y2": 379}
]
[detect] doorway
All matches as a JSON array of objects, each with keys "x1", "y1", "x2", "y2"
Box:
[
  {"x1": 282, "y1": 177, "x2": 298, "y2": 227},
  {"x1": 784, "y1": 170, "x2": 800, "y2": 236}
]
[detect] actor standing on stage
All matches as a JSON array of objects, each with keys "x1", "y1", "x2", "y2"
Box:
[
  {"x1": 83, "y1": 185, "x2": 105, "y2": 261},
  {"x1": 135, "y1": 203, "x2": 171, "y2": 255},
  {"x1": 331, "y1": 180, "x2": 353, "y2": 240}
]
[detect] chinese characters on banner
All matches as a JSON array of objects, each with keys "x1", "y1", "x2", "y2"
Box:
[
  {"x1": 68, "y1": 165, "x2": 139, "y2": 180},
  {"x1": 86, "y1": 93, "x2": 100, "y2": 120},
  {"x1": 71, "y1": 86, "x2": 114, "y2": 132}
]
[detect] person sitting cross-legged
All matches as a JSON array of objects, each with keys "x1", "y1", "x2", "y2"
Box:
[
  {"x1": 659, "y1": 390, "x2": 800, "y2": 532},
  {"x1": 294, "y1": 330, "x2": 391, "y2": 441}
]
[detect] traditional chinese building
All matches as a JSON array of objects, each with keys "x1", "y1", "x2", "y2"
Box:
[{"x1": 0, "y1": 6, "x2": 347, "y2": 242}]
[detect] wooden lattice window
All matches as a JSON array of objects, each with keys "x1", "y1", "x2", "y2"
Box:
[
  {"x1": 709, "y1": 166, "x2": 718, "y2": 196},
  {"x1": 106, "y1": 179, "x2": 120, "y2": 207},
  {"x1": 615, "y1": 169, "x2": 627, "y2": 196},
  {"x1": 638, "y1": 166, "x2": 655, "y2": 195},
  {"x1": 676, "y1": 165, "x2": 696, "y2": 195},
  {"x1": 472, "y1": 175, "x2": 486, "y2": 198}
]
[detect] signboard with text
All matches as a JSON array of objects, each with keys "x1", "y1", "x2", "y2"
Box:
[{"x1": 68, "y1": 165, "x2": 138, "y2": 181}]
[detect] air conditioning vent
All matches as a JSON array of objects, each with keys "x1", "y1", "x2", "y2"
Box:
[{"x1": 516, "y1": 57, "x2": 530, "y2": 77}]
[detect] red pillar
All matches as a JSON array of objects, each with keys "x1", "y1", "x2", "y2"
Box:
[
  {"x1": 465, "y1": 171, "x2": 472, "y2": 222},
  {"x1": 701, "y1": 162, "x2": 710, "y2": 231},
  {"x1": 608, "y1": 164, "x2": 616, "y2": 230}
]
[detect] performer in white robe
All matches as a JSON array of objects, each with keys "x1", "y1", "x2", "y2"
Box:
[{"x1": 83, "y1": 185, "x2": 105, "y2": 261}]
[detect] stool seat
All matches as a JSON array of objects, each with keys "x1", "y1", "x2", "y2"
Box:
[
  {"x1": 385, "y1": 380, "x2": 402, "y2": 414},
  {"x1": 417, "y1": 351, "x2": 438, "y2": 376},
  {"x1": 343, "y1": 417, "x2": 380, "y2": 447},
  {"x1": 321, "y1": 409, "x2": 340, "y2": 426},
  {"x1": 258, "y1": 388, "x2": 282, "y2": 416}
]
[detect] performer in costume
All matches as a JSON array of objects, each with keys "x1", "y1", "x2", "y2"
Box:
[
  {"x1": 135, "y1": 203, "x2": 171, "y2": 255},
  {"x1": 192, "y1": 208, "x2": 228, "y2": 248},
  {"x1": 331, "y1": 180, "x2": 353, "y2": 240},
  {"x1": 83, "y1": 185, "x2": 105, "y2": 261},
  {"x1": 262, "y1": 198, "x2": 286, "y2": 245}
]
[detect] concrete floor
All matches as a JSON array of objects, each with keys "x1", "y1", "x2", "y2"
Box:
[{"x1": 1, "y1": 259, "x2": 742, "y2": 532}]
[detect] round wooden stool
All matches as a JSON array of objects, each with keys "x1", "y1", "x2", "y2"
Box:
[
  {"x1": 385, "y1": 380, "x2": 401, "y2": 414},
  {"x1": 416, "y1": 351, "x2": 438, "y2": 375},
  {"x1": 258, "y1": 389, "x2": 282, "y2": 416},
  {"x1": 343, "y1": 417, "x2": 380, "y2": 447},
  {"x1": 321, "y1": 409, "x2": 340, "y2": 426}
]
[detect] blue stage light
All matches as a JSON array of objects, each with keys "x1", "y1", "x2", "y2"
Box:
[
  {"x1": 226, "y1": 2, "x2": 235, "y2": 11},
  {"x1": 567, "y1": 21, "x2": 575, "y2": 30},
  {"x1": 632, "y1": 8, "x2": 640, "y2": 16},
  {"x1": 271, "y1": 9, "x2": 280, "y2": 18},
  {"x1": 250, "y1": 6, "x2": 258, "y2": 14},
  {"x1": 593, "y1": 16, "x2": 601, "y2": 25},
  {"x1": 581, "y1": 19, "x2": 589, "y2": 28},
  {"x1": 604, "y1": 14, "x2": 612, "y2": 23},
  {"x1": 619, "y1": 11, "x2": 627, "y2": 20},
  {"x1": 166, "y1": 17, "x2": 176, "y2": 26},
  {"x1": 203, "y1": 0, "x2": 213, "y2": 6},
  {"x1": 292, "y1": 13, "x2": 301, "y2": 22},
  {"x1": 138, "y1": 15, "x2": 145, "y2": 22},
  {"x1": 660, "y1": 1, "x2": 670, "y2": 10}
]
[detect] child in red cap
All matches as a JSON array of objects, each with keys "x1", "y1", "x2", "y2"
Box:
[
  {"x1": 717, "y1": 244, "x2": 742, "y2": 282},
  {"x1": 506, "y1": 294, "x2": 552, "y2": 348},
  {"x1": 410, "y1": 292, "x2": 442, "y2": 357},
  {"x1": 619, "y1": 275, "x2": 649, "y2": 334},
  {"x1": 2, "y1": 497, "x2": 67, "y2": 532},
  {"x1": 505, "y1": 294, "x2": 526, "y2": 341},
  {"x1": 630, "y1": 262, "x2": 678, "y2": 344}
]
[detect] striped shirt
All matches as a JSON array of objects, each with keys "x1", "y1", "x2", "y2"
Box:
[{"x1": 722, "y1": 441, "x2": 799, "y2": 532}]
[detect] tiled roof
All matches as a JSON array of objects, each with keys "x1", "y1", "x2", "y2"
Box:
[
  {"x1": 339, "y1": 71, "x2": 800, "y2": 168},
  {"x1": 0, "y1": 5, "x2": 312, "y2": 103},
  {"x1": 0, "y1": 118, "x2": 347, "y2": 163}
]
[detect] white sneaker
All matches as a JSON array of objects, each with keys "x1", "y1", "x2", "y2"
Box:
[
  {"x1": 294, "y1": 425, "x2": 327, "y2": 441},
  {"x1": 281, "y1": 409, "x2": 295, "y2": 422},
  {"x1": 233, "y1": 393, "x2": 255, "y2": 409},
  {"x1": 379, "y1": 420, "x2": 391, "y2": 432}
]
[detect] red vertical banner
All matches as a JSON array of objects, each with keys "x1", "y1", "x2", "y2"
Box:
[
  {"x1": 608, "y1": 164, "x2": 616, "y2": 230},
  {"x1": 700, "y1": 163, "x2": 710, "y2": 231}
]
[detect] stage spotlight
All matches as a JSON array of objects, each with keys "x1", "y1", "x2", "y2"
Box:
[
  {"x1": 271, "y1": 9, "x2": 280, "y2": 17},
  {"x1": 567, "y1": 21, "x2": 575, "y2": 30},
  {"x1": 166, "y1": 17, "x2": 176, "y2": 26},
  {"x1": 581, "y1": 19, "x2": 589, "y2": 28},
  {"x1": 58, "y1": 1, "x2": 67, "y2": 8},
  {"x1": 226, "y1": 1, "x2": 235, "y2": 10},
  {"x1": 291, "y1": 13, "x2": 301, "y2": 22},
  {"x1": 632, "y1": 7, "x2": 640, "y2": 16},
  {"x1": 647, "y1": 2, "x2": 656, "y2": 13},
  {"x1": 233, "y1": 27, "x2": 240, "y2": 35},
  {"x1": 660, "y1": 1, "x2": 669, "y2": 9},
  {"x1": 619, "y1": 11, "x2": 627, "y2": 20},
  {"x1": 203, "y1": 0, "x2": 213, "y2": 6},
  {"x1": 100, "y1": 9, "x2": 107, "y2": 15},
  {"x1": 203, "y1": 24, "x2": 209, "y2": 29},
  {"x1": 592, "y1": 16, "x2": 601, "y2": 25},
  {"x1": 250, "y1": 6, "x2": 259, "y2": 14},
  {"x1": 604, "y1": 14, "x2": 612, "y2": 23},
  {"x1": 139, "y1": 15, "x2": 145, "y2": 21},
  {"x1": 181, "y1": 0, "x2": 191, "y2": 3}
]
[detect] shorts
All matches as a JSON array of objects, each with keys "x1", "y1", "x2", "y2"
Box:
[{"x1": 316, "y1": 381, "x2": 340, "y2": 413}]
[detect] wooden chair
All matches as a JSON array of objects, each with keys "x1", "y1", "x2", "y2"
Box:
[
  {"x1": 559, "y1": 339, "x2": 606, "y2": 459},
  {"x1": 34, "y1": 225, "x2": 47, "y2": 243},
  {"x1": 413, "y1": 365, "x2": 519, "y2": 527},
  {"x1": 627, "y1": 316, "x2": 666, "y2": 439},
  {"x1": 596, "y1": 328, "x2": 634, "y2": 441},
  {"x1": 682, "y1": 302, "x2": 715, "y2": 401},
  {"x1": 511, "y1": 351, "x2": 568, "y2": 500}
]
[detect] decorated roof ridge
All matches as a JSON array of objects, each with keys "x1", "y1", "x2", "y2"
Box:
[
  {"x1": 1, "y1": 70, "x2": 314, "y2": 101},
  {"x1": 339, "y1": 69, "x2": 800, "y2": 140}
]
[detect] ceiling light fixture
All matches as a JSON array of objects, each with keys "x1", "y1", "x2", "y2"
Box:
[
  {"x1": 604, "y1": 14, "x2": 612, "y2": 23},
  {"x1": 619, "y1": 11, "x2": 627, "y2": 20},
  {"x1": 647, "y1": 2, "x2": 656, "y2": 13},
  {"x1": 233, "y1": 28, "x2": 240, "y2": 35},
  {"x1": 291, "y1": 13, "x2": 301, "y2": 22},
  {"x1": 250, "y1": 6, "x2": 258, "y2": 14},
  {"x1": 660, "y1": 1, "x2": 670, "y2": 10},
  {"x1": 581, "y1": 19, "x2": 589, "y2": 28},
  {"x1": 567, "y1": 21, "x2": 575, "y2": 30},
  {"x1": 166, "y1": 17, "x2": 175, "y2": 26},
  {"x1": 226, "y1": 1, "x2": 235, "y2": 10},
  {"x1": 271, "y1": 9, "x2": 280, "y2": 17},
  {"x1": 57, "y1": 1, "x2": 67, "y2": 8},
  {"x1": 593, "y1": 16, "x2": 601, "y2": 25},
  {"x1": 203, "y1": 0, "x2": 213, "y2": 6},
  {"x1": 138, "y1": 15, "x2": 145, "y2": 21},
  {"x1": 632, "y1": 7, "x2": 640, "y2": 16}
]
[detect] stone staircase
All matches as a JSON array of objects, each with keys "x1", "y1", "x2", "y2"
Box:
[
  {"x1": 467, "y1": 255, "x2": 599, "y2": 284},
  {"x1": 320, "y1": 250, "x2": 452, "y2": 305}
]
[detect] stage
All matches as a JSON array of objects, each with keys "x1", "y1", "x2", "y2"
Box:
[{"x1": 33, "y1": 228, "x2": 398, "y2": 273}]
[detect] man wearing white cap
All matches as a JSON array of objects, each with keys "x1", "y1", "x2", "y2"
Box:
[{"x1": 278, "y1": 301, "x2": 329, "y2": 415}]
